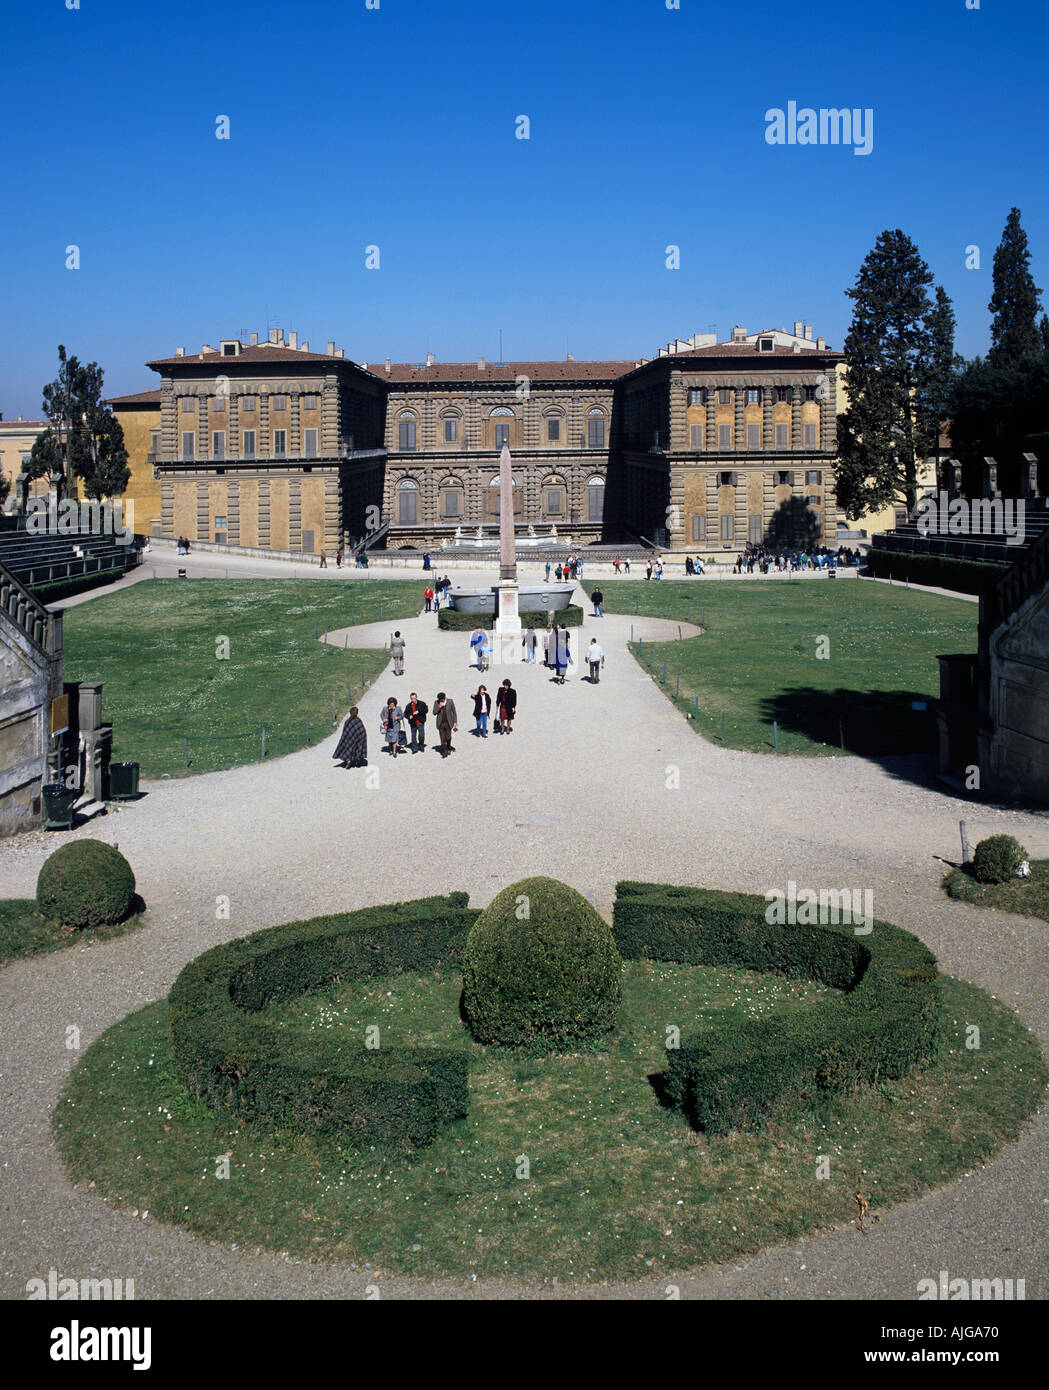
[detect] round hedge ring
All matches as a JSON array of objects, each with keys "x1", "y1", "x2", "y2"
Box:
[
  {"x1": 462, "y1": 876, "x2": 622, "y2": 1049},
  {"x1": 36, "y1": 839, "x2": 135, "y2": 930}
]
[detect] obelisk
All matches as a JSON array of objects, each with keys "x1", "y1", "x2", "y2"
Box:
[{"x1": 494, "y1": 442, "x2": 522, "y2": 633}]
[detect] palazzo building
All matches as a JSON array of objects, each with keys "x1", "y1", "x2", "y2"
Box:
[{"x1": 140, "y1": 322, "x2": 845, "y2": 553}]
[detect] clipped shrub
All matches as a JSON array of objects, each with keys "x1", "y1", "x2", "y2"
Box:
[
  {"x1": 613, "y1": 881, "x2": 940, "y2": 1134},
  {"x1": 971, "y1": 835, "x2": 1027, "y2": 884},
  {"x1": 36, "y1": 839, "x2": 135, "y2": 929},
  {"x1": 865, "y1": 549, "x2": 1005, "y2": 595},
  {"x1": 169, "y1": 894, "x2": 477, "y2": 1149},
  {"x1": 438, "y1": 604, "x2": 583, "y2": 631},
  {"x1": 462, "y1": 877, "x2": 621, "y2": 1048}
]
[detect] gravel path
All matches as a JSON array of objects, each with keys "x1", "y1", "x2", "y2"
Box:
[{"x1": 1, "y1": 591, "x2": 1047, "y2": 1300}]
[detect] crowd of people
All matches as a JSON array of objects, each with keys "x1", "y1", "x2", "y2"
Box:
[
  {"x1": 543, "y1": 555, "x2": 585, "y2": 582},
  {"x1": 731, "y1": 545, "x2": 861, "y2": 574}
]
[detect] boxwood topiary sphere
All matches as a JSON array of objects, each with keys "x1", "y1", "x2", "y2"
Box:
[
  {"x1": 36, "y1": 839, "x2": 135, "y2": 929},
  {"x1": 971, "y1": 835, "x2": 1027, "y2": 885},
  {"x1": 462, "y1": 876, "x2": 621, "y2": 1049}
]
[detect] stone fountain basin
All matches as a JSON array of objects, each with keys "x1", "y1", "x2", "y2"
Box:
[{"x1": 450, "y1": 584, "x2": 576, "y2": 614}]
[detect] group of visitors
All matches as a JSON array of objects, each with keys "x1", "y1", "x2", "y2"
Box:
[
  {"x1": 683, "y1": 555, "x2": 706, "y2": 575},
  {"x1": 611, "y1": 557, "x2": 632, "y2": 574},
  {"x1": 543, "y1": 555, "x2": 583, "y2": 582},
  {"x1": 470, "y1": 680, "x2": 517, "y2": 738},
  {"x1": 645, "y1": 558, "x2": 665, "y2": 580},
  {"x1": 175, "y1": 536, "x2": 192, "y2": 555},
  {"x1": 421, "y1": 576, "x2": 454, "y2": 611},
  {"x1": 732, "y1": 545, "x2": 859, "y2": 575}
]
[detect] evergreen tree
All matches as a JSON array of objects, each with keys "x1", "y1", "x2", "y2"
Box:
[
  {"x1": 987, "y1": 208, "x2": 1043, "y2": 368},
  {"x1": 29, "y1": 346, "x2": 130, "y2": 499},
  {"x1": 836, "y1": 229, "x2": 944, "y2": 517}
]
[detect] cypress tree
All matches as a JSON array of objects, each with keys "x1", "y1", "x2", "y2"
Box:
[{"x1": 988, "y1": 208, "x2": 1043, "y2": 368}]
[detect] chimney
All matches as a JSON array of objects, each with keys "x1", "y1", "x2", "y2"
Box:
[
  {"x1": 384, "y1": 358, "x2": 391, "y2": 374},
  {"x1": 335, "y1": 348, "x2": 344, "y2": 358},
  {"x1": 804, "y1": 325, "x2": 812, "y2": 340},
  {"x1": 792, "y1": 342, "x2": 801, "y2": 354},
  {"x1": 301, "y1": 340, "x2": 309, "y2": 352},
  {"x1": 426, "y1": 352, "x2": 435, "y2": 367},
  {"x1": 816, "y1": 336, "x2": 826, "y2": 351},
  {"x1": 793, "y1": 321, "x2": 803, "y2": 337},
  {"x1": 327, "y1": 341, "x2": 335, "y2": 356},
  {"x1": 269, "y1": 329, "x2": 278, "y2": 344},
  {"x1": 175, "y1": 347, "x2": 184, "y2": 356},
  {"x1": 289, "y1": 331, "x2": 298, "y2": 349},
  {"x1": 732, "y1": 325, "x2": 746, "y2": 342},
  {"x1": 249, "y1": 332, "x2": 258, "y2": 346},
  {"x1": 277, "y1": 328, "x2": 285, "y2": 344},
  {"x1": 567, "y1": 353, "x2": 574, "y2": 361},
  {"x1": 477, "y1": 356, "x2": 486, "y2": 370}
]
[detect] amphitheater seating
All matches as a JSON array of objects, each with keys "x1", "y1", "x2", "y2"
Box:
[{"x1": 0, "y1": 528, "x2": 142, "y2": 590}]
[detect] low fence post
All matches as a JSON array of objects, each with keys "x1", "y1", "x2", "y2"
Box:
[
  {"x1": 183, "y1": 737, "x2": 189, "y2": 768},
  {"x1": 261, "y1": 726, "x2": 267, "y2": 759},
  {"x1": 773, "y1": 720, "x2": 779, "y2": 750}
]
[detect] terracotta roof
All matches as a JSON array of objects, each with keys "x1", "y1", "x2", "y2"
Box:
[
  {"x1": 657, "y1": 343, "x2": 841, "y2": 360},
  {"x1": 108, "y1": 390, "x2": 162, "y2": 406},
  {"x1": 146, "y1": 345, "x2": 357, "y2": 368},
  {"x1": 361, "y1": 360, "x2": 636, "y2": 384},
  {"x1": 0, "y1": 418, "x2": 45, "y2": 429}
]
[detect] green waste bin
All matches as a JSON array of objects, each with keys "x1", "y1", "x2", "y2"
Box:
[
  {"x1": 109, "y1": 762, "x2": 140, "y2": 800},
  {"x1": 42, "y1": 783, "x2": 77, "y2": 829}
]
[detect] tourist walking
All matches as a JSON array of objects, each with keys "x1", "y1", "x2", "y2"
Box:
[
  {"x1": 405, "y1": 692, "x2": 428, "y2": 752},
  {"x1": 335, "y1": 549, "x2": 343, "y2": 569},
  {"x1": 333, "y1": 706, "x2": 367, "y2": 767},
  {"x1": 381, "y1": 697, "x2": 404, "y2": 757},
  {"x1": 586, "y1": 637, "x2": 605, "y2": 684},
  {"x1": 472, "y1": 684, "x2": 492, "y2": 738},
  {"x1": 423, "y1": 585, "x2": 434, "y2": 613},
  {"x1": 497, "y1": 678, "x2": 517, "y2": 733},
  {"x1": 319, "y1": 550, "x2": 327, "y2": 568},
  {"x1": 390, "y1": 630, "x2": 406, "y2": 676},
  {"x1": 434, "y1": 692, "x2": 458, "y2": 757},
  {"x1": 543, "y1": 627, "x2": 553, "y2": 667},
  {"x1": 544, "y1": 561, "x2": 551, "y2": 583},
  {"x1": 552, "y1": 625, "x2": 572, "y2": 683},
  {"x1": 555, "y1": 563, "x2": 563, "y2": 581},
  {"x1": 590, "y1": 586, "x2": 604, "y2": 617},
  {"x1": 623, "y1": 557, "x2": 630, "y2": 574},
  {"x1": 645, "y1": 559, "x2": 653, "y2": 580},
  {"x1": 478, "y1": 630, "x2": 492, "y2": 672},
  {"x1": 613, "y1": 556, "x2": 621, "y2": 574},
  {"x1": 470, "y1": 627, "x2": 485, "y2": 667},
  {"x1": 522, "y1": 627, "x2": 538, "y2": 662}
]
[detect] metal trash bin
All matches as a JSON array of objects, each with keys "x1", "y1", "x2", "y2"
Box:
[
  {"x1": 109, "y1": 762, "x2": 140, "y2": 800},
  {"x1": 41, "y1": 783, "x2": 77, "y2": 829}
]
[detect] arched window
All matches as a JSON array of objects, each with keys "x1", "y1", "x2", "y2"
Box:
[
  {"x1": 541, "y1": 474, "x2": 567, "y2": 518},
  {"x1": 543, "y1": 406, "x2": 565, "y2": 443},
  {"x1": 489, "y1": 406, "x2": 515, "y2": 450},
  {"x1": 484, "y1": 472, "x2": 521, "y2": 519},
  {"x1": 439, "y1": 475, "x2": 464, "y2": 519},
  {"x1": 440, "y1": 407, "x2": 461, "y2": 445},
  {"x1": 587, "y1": 407, "x2": 606, "y2": 449},
  {"x1": 397, "y1": 477, "x2": 418, "y2": 524},
  {"x1": 397, "y1": 410, "x2": 417, "y2": 452},
  {"x1": 587, "y1": 474, "x2": 605, "y2": 523}
]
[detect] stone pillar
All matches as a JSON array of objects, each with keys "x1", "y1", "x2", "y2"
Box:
[
  {"x1": 762, "y1": 385, "x2": 773, "y2": 448},
  {"x1": 791, "y1": 386, "x2": 802, "y2": 448},
  {"x1": 983, "y1": 457, "x2": 999, "y2": 499},
  {"x1": 1022, "y1": 452, "x2": 1041, "y2": 500}
]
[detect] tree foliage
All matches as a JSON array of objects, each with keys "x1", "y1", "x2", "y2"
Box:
[
  {"x1": 28, "y1": 345, "x2": 130, "y2": 498},
  {"x1": 988, "y1": 208, "x2": 1043, "y2": 369}
]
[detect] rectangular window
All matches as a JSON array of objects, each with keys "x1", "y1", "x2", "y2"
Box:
[
  {"x1": 444, "y1": 419, "x2": 458, "y2": 443},
  {"x1": 746, "y1": 388, "x2": 761, "y2": 404},
  {"x1": 774, "y1": 470, "x2": 792, "y2": 487},
  {"x1": 181, "y1": 396, "x2": 196, "y2": 413},
  {"x1": 212, "y1": 431, "x2": 226, "y2": 460},
  {"x1": 749, "y1": 513, "x2": 762, "y2": 544},
  {"x1": 803, "y1": 385, "x2": 817, "y2": 402},
  {"x1": 399, "y1": 489, "x2": 416, "y2": 524},
  {"x1": 241, "y1": 396, "x2": 256, "y2": 413},
  {"x1": 746, "y1": 422, "x2": 761, "y2": 448},
  {"x1": 181, "y1": 431, "x2": 195, "y2": 460},
  {"x1": 720, "y1": 514, "x2": 734, "y2": 542},
  {"x1": 775, "y1": 423, "x2": 790, "y2": 447},
  {"x1": 149, "y1": 431, "x2": 160, "y2": 455},
  {"x1": 718, "y1": 388, "x2": 733, "y2": 405},
  {"x1": 212, "y1": 394, "x2": 227, "y2": 412},
  {"x1": 214, "y1": 515, "x2": 228, "y2": 530},
  {"x1": 242, "y1": 430, "x2": 256, "y2": 459},
  {"x1": 687, "y1": 387, "x2": 705, "y2": 406},
  {"x1": 588, "y1": 484, "x2": 604, "y2": 522},
  {"x1": 775, "y1": 386, "x2": 792, "y2": 404},
  {"x1": 759, "y1": 337, "x2": 774, "y2": 352},
  {"x1": 271, "y1": 395, "x2": 288, "y2": 412},
  {"x1": 718, "y1": 471, "x2": 736, "y2": 487},
  {"x1": 587, "y1": 418, "x2": 604, "y2": 448},
  {"x1": 304, "y1": 428, "x2": 318, "y2": 456},
  {"x1": 302, "y1": 394, "x2": 319, "y2": 411},
  {"x1": 495, "y1": 422, "x2": 511, "y2": 448},
  {"x1": 806, "y1": 469, "x2": 822, "y2": 485},
  {"x1": 399, "y1": 421, "x2": 416, "y2": 450},
  {"x1": 547, "y1": 417, "x2": 560, "y2": 441},
  {"x1": 442, "y1": 491, "x2": 460, "y2": 517},
  {"x1": 689, "y1": 423, "x2": 704, "y2": 448},
  {"x1": 803, "y1": 423, "x2": 818, "y2": 447},
  {"x1": 546, "y1": 489, "x2": 563, "y2": 515},
  {"x1": 691, "y1": 514, "x2": 706, "y2": 541},
  {"x1": 718, "y1": 423, "x2": 732, "y2": 448},
  {"x1": 272, "y1": 430, "x2": 287, "y2": 458}
]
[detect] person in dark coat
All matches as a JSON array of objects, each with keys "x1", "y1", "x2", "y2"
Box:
[
  {"x1": 333, "y1": 706, "x2": 367, "y2": 768},
  {"x1": 405, "y1": 692, "x2": 428, "y2": 752},
  {"x1": 472, "y1": 684, "x2": 492, "y2": 738},
  {"x1": 381, "y1": 696, "x2": 404, "y2": 756},
  {"x1": 497, "y1": 678, "x2": 517, "y2": 733},
  {"x1": 434, "y1": 692, "x2": 458, "y2": 757}
]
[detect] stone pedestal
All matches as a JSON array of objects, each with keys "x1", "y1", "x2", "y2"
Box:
[{"x1": 494, "y1": 581, "x2": 522, "y2": 634}]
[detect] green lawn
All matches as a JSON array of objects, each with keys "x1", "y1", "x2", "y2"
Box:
[
  {"x1": 53, "y1": 964, "x2": 1045, "y2": 1281},
  {"x1": 0, "y1": 899, "x2": 143, "y2": 967},
  {"x1": 62, "y1": 579, "x2": 419, "y2": 777},
  {"x1": 944, "y1": 860, "x2": 1049, "y2": 923},
  {"x1": 604, "y1": 579, "x2": 977, "y2": 755}
]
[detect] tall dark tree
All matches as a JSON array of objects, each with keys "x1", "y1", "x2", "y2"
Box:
[
  {"x1": 835, "y1": 229, "x2": 945, "y2": 517},
  {"x1": 987, "y1": 207, "x2": 1043, "y2": 368},
  {"x1": 29, "y1": 345, "x2": 130, "y2": 499},
  {"x1": 1039, "y1": 312, "x2": 1049, "y2": 357}
]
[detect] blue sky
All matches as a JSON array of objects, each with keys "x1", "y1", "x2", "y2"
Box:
[{"x1": 3, "y1": 0, "x2": 1046, "y2": 415}]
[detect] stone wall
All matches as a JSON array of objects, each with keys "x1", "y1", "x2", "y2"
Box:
[{"x1": 0, "y1": 563, "x2": 62, "y2": 836}]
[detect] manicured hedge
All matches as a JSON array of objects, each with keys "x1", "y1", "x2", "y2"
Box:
[
  {"x1": 438, "y1": 604, "x2": 583, "y2": 631},
  {"x1": 169, "y1": 894, "x2": 478, "y2": 1149},
  {"x1": 865, "y1": 549, "x2": 1005, "y2": 595},
  {"x1": 36, "y1": 839, "x2": 136, "y2": 929},
  {"x1": 613, "y1": 881, "x2": 941, "y2": 1134}
]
